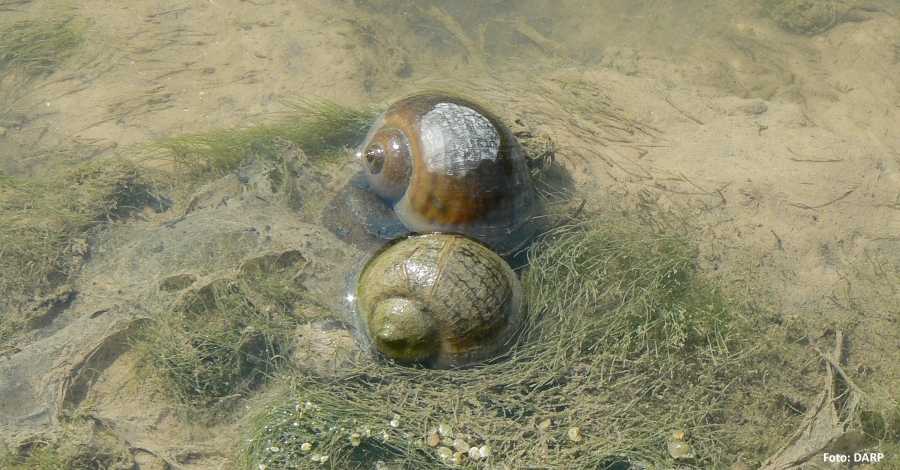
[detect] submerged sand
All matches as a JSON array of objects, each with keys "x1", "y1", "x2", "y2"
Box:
[{"x1": 1, "y1": 0, "x2": 898, "y2": 468}]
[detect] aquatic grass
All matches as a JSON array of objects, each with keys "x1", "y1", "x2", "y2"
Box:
[
  {"x1": 139, "y1": 99, "x2": 375, "y2": 183},
  {"x1": 0, "y1": 419, "x2": 132, "y2": 470},
  {"x1": 0, "y1": 17, "x2": 84, "y2": 78},
  {"x1": 762, "y1": 0, "x2": 838, "y2": 35},
  {"x1": 859, "y1": 402, "x2": 900, "y2": 468},
  {"x1": 0, "y1": 98, "x2": 364, "y2": 310},
  {"x1": 0, "y1": 1, "x2": 33, "y2": 13},
  {"x1": 135, "y1": 270, "x2": 307, "y2": 412},
  {"x1": 0, "y1": 15, "x2": 86, "y2": 119},
  {"x1": 0, "y1": 158, "x2": 160, "y2": 310},
  {"x1": 243, "y1": 212, "x2": 806, "y2": 469}
]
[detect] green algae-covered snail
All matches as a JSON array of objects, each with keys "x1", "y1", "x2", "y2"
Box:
[
  {"x1": 354, "y1": 233, "x2": 523, "y2": 368},
  {"x1": 667, "y1": 431, "x2": 694, "y2": 460},
  {"x1": 355, "y1": 93, "x2": 538, "y2": 255}
]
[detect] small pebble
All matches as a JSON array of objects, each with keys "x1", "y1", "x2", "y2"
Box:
[
  {"x1": 667, "y1": 430, "x2": 694, "y2": 460},
  {"x1": 567, "y1": 426, "x2": 583, "y2": 442},
  {"x1": 452, "y1": 451, "x2": 466, "y2": 465},
  {"x1": 350, "y1": 432, "x2": 362, "y2": 447},
  {"x1": 538, "y1": 418, "x2": 552, "y2": 431},
  {"x1": 438, "y1": 423, "x2": 453, "y2": 437},
  {"x1": 479, "y1": 445, "x2": 492, "y2": 459},
  {"x1": 468, "y1": 446, "x2": 481, "y2": 460},
  {"x1": 300, "y1": 442, "x2": 312, "y2": 453},
  {"x1": 426, "y1": 431, "x2": 441, "y2": 447},
  {"x1": 436, "y1": 446, "x2": 453, "y2": 462},
  {"x1": 389, "y1": 414, "x2": 400, "y2": 428},
  {"x1": 453, "y1": 437, "x2": 470, "y2": 453},
  {"x1": 739, "y1": 100, "x2": 768, "y2": 115}
]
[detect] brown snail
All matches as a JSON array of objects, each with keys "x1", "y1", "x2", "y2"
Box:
[
  {"x1": 356, "y1": 93, "x2": 538, "y2": 255},
  {"x1": 354, "y1": 233, "x2": 523, "y2": 368}
]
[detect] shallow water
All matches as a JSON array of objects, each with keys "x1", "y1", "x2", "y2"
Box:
[{"x1": 2, "y1": 0, "x2": 899, "y2": 467}]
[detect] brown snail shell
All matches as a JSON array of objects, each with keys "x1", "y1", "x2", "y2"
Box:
[
  {"x1": 355, "y1": 233, "x2": 523, "y2": 368},
  {"x1": 356, "y1": 93, "x2": 538, "y2": 254}
]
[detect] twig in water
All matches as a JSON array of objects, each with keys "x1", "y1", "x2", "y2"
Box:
[
  {"x1": 789, "y1": 188, "x2": 855, "y2": 210},
  {"x1": 561, "y1": 200, "x2": 587, "y2": 225},
  {"x1": 771, "y1": 229, "x2": 783, "y2": 251},
  {"x1": 664, "y1": 96, "x2": 704, "y2": 125},
  {"x1": 786, "y1": 146, "x2": 843, "y2": 163},
  {"x1": 810, "y1": 331, "x2": 866, "y2": 398}
]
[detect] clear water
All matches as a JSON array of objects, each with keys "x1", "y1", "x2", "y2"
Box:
[{"x1": 2, "y1": 0, "x2": 899, "y2": 466}]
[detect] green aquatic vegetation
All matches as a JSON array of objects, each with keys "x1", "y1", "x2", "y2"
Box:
[
  {"x1": 135, "y1": 271, "x2": 305, "y2": 412},
  {"x1": 0, "y1": 15, "x2": 86, "y2": 119},
  {"x1": 0, "y1": 16, "x2": 84, "y2": 78},
  {"x1": 860, "y1": 403, "x2": 900, "y2": 467},
  {"x1": 243, "y1": 213, "x2": 806, "y2": 469},
  {"x1": 763, "y1": 0, "x2": 839, "y2": 35},
  {"x1": 141, "y1": 99, "x2": 374, "y2": 182},
  {"x1": 0, "y1": 420, "x2": 132, "y2": 470},
  {"x1": 0, "y1": 158, "x2": 158, "y2": 308},
  {"x1": 861, "y1": 403, "x2": 900, "y2": 443}
]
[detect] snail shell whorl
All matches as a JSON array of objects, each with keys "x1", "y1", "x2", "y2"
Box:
[
  {"x1": 356, "y1": 233, "x2": 523, "y2": 368},
  {"x1": 359, "y1": 93, "x2": 538, "y2": 254}
]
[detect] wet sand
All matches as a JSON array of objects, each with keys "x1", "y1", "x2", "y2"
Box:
[{"x1": 1, "y1": 0, "x2": 898, "y2": 467}]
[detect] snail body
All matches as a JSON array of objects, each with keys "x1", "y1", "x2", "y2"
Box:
[
  {"x1": 357, "y1": 93, "x2": 538, "y2": 254},
  {"x1": 355, "y1": 233, "x2": 523, "y2": 368}
]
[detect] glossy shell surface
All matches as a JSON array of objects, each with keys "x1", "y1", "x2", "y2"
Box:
[
  {"x1": 358, "y1": 93, "x2": 538, "y2": 254},
  {"x1": 355, "y1": 233, "x2": 523, "y2": 368}
]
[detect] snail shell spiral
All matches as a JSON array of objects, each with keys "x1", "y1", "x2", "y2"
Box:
[
  {"x1": 357, "y1": 93, "x2": 538, "y2": 255},
  {"x1": 355, "y1": 233, "x2": 523, "y2": 368}
]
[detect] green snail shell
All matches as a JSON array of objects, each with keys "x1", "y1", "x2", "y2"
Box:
[{"x1": 355, "y1": 233, "x2": 523, "y2": 368}]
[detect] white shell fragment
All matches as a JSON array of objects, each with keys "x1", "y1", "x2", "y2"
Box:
[
  {"x1": 420, "y1": 102, "x2": 500, "y2": 176},
  {"x1": 453, "y1": 437, "x2": 470, "y2": 453}
]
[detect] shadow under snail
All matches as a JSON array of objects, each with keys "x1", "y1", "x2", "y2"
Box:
[
  {"x1": 354, "y1": 233, "x2": 523, "y2": 368},
  {"x1": 355, "y1": 93, "x2": 539, "y2": 255}
]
